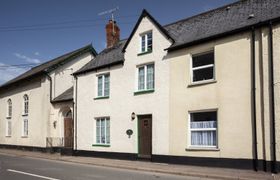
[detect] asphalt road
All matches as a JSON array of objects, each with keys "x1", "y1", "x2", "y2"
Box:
[{"x1": 0, "y1": 154, "x2": 213, "y2": 180}]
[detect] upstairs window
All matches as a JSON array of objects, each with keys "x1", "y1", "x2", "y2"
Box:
[
  {"x1": 97, "y1": 74, "x2": 110, "y2": 98},
  {"x1": 140, "y1": 31, "x2": 152, "y2": 53},
  {"x1": 7, "y1": 99, "x2": 12, "y2": 118},
  {"x1": 189, "y1": 111, "x2": 217, "y2": 148},
  {"x1": 137, "y1": 64, "x2": 154, "y2": 91},
  {"x1": 191, "y1": 51, "x2": 215, "y2": 83},
  {"x1": 23, "y1": 95, "x2": 29, "y2": 115}
]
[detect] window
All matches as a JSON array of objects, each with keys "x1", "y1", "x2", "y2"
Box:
[
  {"x1": 191, "y1": 51, "x2": 215, "y2": 83},
  {"x1": 137, "y1": 64, "x2": 154, "y2": 91},
  {"x1": 6, "y1": 120, "x2": 11, "y2": 137},
  {"x1": 97, "y1": 74, "x2": 110, "y2": 97},
  {"x1": 22, "y1": 119, "x2": 28, "y2": 137},
  {"x1": 6, "y1": 99, "x2": 12, "y2": 136},
  {"x1": 23, "y1": 95, "x2": 29, "y2": 115},
  {"x1": 96, "y1": 118, "x2": 110, "y2": 145},
  {"x1": 189, "y1": 111, "x2": 217, "y2": 148},
  {"x1": 140, "y1": 31, "x2": 152, "y2": 53},
  {"x1": 7, "y1": 99, "x2": 12, "y2": 118}
]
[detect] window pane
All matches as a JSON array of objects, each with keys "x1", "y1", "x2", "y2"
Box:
[
  {"x1": 191, "y1": 112, "x2": 217, "y2": 123},
  {"x1": 96, "y1": 120, "x2": 100, "y2": 143},
  {"x1": 104, "y1": 75, "x2": 110, "y2": 97},
  {"x1": 191, "y1": 131, "x2": 216, "y2": 146},
  {"x1": 106, "y1": 119, "x2": 110, "y2": 144},
  {"x1": 97, "y1": 76, "x2": 103, "y2": 97},
  {"x1": 192, "y1": 52, "x2": 214, "y2": 68},
  {"x1": 24, "y1": 119, "x2": 28, "y2": 136},
  {"x1": 147, "y1": 32, "x2": 152, "y2": 51},
  {"x1": 146, "y1": 64, "x2": 154, "y2": 89},
  {"x1": 138, "y1": 67, "x2": 145, "y2": 90},
  {"x1": 101, "y1": 119, "x2": 105, "y2": 144},
  {"x1": 141, "y1": 36, "x2": 146, "y2": 52},
  {"x1": 193, "y1": 67, "x2": 214, "y2": 82}
]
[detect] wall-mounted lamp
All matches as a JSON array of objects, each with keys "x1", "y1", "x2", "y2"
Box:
[
  {"x1": 131, "y1": 112, "x2": 136, "y2": 121},
  {"x1": 53, "y1": 121, "x2": 57, "y2": 129}
]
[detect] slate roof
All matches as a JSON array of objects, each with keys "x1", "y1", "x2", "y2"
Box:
[
  {"x1": 164, "y1": 0, "x2": 280, "y2": 50},
  {"x1": 0, "y1": 44, "x2": 97, "y2": 89},
  {"x1": 52, "y1": 87, "x2": 73, "y2": 103},
  {"x1": 74, "y1": 39, "x2": 126, "y2": 75},
  {"x1": 75, "y1": 0, "x2": 280, "y2": 75}
]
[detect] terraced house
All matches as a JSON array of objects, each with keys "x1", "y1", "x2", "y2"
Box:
[
  {"x1": 0, "y1": 0, "x2": 280, "y2": 173},
  {"x1": 73, "y1": 0, "x2": 280, "y2": 173}
]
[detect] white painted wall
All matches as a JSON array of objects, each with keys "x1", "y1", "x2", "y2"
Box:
[
  {"x1": 0, "y1": 51, "x2": 93, "y2": 148},
  {"x1": 76, "y1": 16, "x2": 172, "y2": 155}
]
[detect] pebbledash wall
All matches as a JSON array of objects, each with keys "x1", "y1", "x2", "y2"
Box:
[
  {"x1": 75, "y1": 16, "x2": 172, "y2": 156},
  {"x1": 0, "y1": 52, "x2": 93, "y2": 148}
]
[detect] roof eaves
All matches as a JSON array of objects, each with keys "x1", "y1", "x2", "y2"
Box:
[
  {"x1": 73, "y1": 60, "x2": 124, "y2": 76},
  {"x1": 122, "y1": 9, "x2": 174, "y2": 53}
]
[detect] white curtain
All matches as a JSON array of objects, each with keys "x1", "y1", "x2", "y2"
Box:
[{"x1": 191, "y1": 121, "x2": 216, "y2": 146}]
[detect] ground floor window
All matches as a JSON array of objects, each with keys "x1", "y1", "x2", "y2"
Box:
[
  {"x1": 22, "y1": 119, "x2": 28, "y2": 137},
  {"x1": 6, "y1": 120, "x2": 11, "y2": 136},
  {"x1": 189, "y1": 111, "x2": 217, "y2": 148},
  {"x1": 96, "y1": 117, "x2": 110, "y2": 145}
]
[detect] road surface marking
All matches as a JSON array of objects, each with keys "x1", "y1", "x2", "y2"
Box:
[{"x1": 7, "y1": 169, "x2": 60, "y2": 180}]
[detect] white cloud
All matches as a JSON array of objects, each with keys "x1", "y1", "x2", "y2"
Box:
[
  {"x1": 34, "y1": 52, "x2": 40, "y2": 56},
  {"x1": 14, "y1": 53, "x2": 41, "y2": 64},
  {"x1": 0, "y1": 63, "x2": 28, "y2": 85}
]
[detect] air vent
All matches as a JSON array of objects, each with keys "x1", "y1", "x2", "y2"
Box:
[{"x1": 248, "y1": 14, "x2": 255, "y2": 19}]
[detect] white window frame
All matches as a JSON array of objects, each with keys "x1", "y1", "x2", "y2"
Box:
[
  {"x1": 95, "y1": 117, "x2": 110, "y2": 145},
  {"x1": 23, "y1": 94, "x2": 29, "y2": 116},
  {"x1": 96, "y1": 73, "x2": 110, "y2": 98},
  {"x1": 136, "y1": 63, "x2": 155, "y2": 92},
  {"x1": 22, "y1": 118, "x2": 28, "y2": 137},
  {"x1": 188, "y1": 110, "x2": 218, "y2": 149},
  {"x1": 6, "y1": 119, "x2": 11, "y2": 137},
  {"x1": 139, "y1": 31, "x2": 152, "y2": 53},
  {"x1": 190, "y1": 50, "x2": 215, "y2": 84}
]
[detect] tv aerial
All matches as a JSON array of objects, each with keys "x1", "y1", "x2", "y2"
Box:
[{"x1": 98, "y1": 7, "x2": 119, "y2": 34}]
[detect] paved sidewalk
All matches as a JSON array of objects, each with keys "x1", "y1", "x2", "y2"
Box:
[{"x1": 0, "y1": 149, "x2": 279, "y2": 180}]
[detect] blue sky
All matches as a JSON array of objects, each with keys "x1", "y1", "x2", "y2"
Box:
[{"x1": 0, "y1": 0, "x2": 235, "y2": 84}]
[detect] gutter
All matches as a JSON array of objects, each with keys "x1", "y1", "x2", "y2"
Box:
[
  {"x1": 251, "y1": 27, "x2": 258, "y2": 171},
  {"x1": 269, "y1": 22, "x2": 277, "y2": 173}
]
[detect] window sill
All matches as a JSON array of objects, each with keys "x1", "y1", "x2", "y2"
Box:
[
  {"x1": 186, "y1": 147, "x2": 220, "y2": 151},
  {"x1": 188, "y1": 80, "x2": 217, "y2": 88},
  {"x1": 94, "y1": 96, "x2": 109, "y2": 100},
  {"x1": 21, "y1": 136, "x2": 28, "y2": 138},
  {"x1": 5, "y1": 135, "x2": 11, "y2": 138},
  {"x1": 137, "y1": 50, "x2": 152, "y2": 56},
  {"x1": 92, "y1": 144, "x2": 110, "y2": 147},
  {"x1": 6, "y1": 117, "x2": 11, "y2": 119},
  {"x1": 134, "y1": 89, "x2": 154, "y2": 96},
  {"x1": 22, "y1": 114, "x2": 28, "y2": 117}
]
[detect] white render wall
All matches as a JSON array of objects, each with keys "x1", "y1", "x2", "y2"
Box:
[
  {"x1": 0, "y1": 52, "x2": 93, "y2": 148},
  {"x1": 76, "y1": 16, "x2": 172, "y2": 155},
  {"x1": 0, "y1": 77, "x2": 50, "y2": 147}
]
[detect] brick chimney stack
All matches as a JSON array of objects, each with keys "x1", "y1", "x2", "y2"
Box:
[{"x1": 106, "y1": 20, "x2": 120, "y2": 48}]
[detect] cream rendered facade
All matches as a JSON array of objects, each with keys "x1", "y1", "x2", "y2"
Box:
[
  {"x1": 75, "y1": 16, "x2": 172, "y2": 155},
  {"x1": 0, "y1": 51, "x2": 93, "y2": 148},
  {"x1": 167, "y1": 25, "x2": 280, "y2": 169}
]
